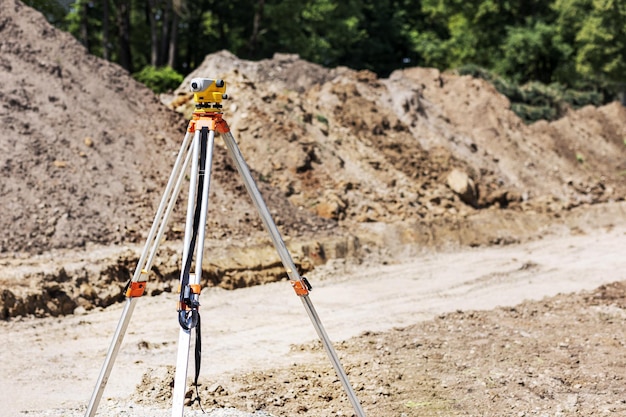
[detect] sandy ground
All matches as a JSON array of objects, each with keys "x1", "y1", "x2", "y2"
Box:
[
  {"x1": 2, "y1": 223, "x2": 625, "y2": 416},
  {"x1": 2, "y1": 3, "x2": 626, "y2": 416}
]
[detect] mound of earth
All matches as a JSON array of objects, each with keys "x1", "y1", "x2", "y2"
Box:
[
  {"x1": 1, "y1": 0, "x2": 626, "y2": 320},
  {"x1": 1, "y1": 3, "x2": 626, "y2": 417},
  {"x1": 1, "y1": 0, "x2": 172, "y2": 254},
  {"x1": 0, "y1": 0, "x2": 332, "y2": 257},
  {"x1": 168, "y1": 50, "x2": 626, "y2": 229},
  {"x1": 2, "y1": 0, "x2": 626, "y2": 260}
]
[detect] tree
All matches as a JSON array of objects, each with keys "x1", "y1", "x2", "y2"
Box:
[
  {"x1": 65, "y1": 0, "x2": 97, "y2": 54},
  {"x1": 496, "y1": 19, "x2": 573, "y2": 84},
  {"x1": 102, "y1": 0, "x2": 111, "y2": 60},
  {"x1": 65, "y1": 0, "x2": 134, "y2": 71},
  {"x1": 247, "y1": 0, "x2": 363, "y2": 68},
  {"x1": 552, "y1": 0, "x2": 593, "y2": 86},
  {"x1": 22, "y1": 0, "x2": 66, "y2": 26},
  {"x1": 247, "y1": 0, "x2": 266, "y2": 57},
  {"x1": 115, "y1": 0, "x2": 133, "y2": 72},
  {"x1": 575, "y1": 0, "x2": 626, "y2": 102},
  {"x1": 346, "y1": 0, "x2": 428, "y2": 76},
  {"x1": 144, "y1": 0, "x2": 184, "y2": 67},
  {"x1": 418, "y1": 0, "x2": 555, "y2": 70},
  {"x1": 167, "y1": 2, "x2": 182, "y2": 68}
]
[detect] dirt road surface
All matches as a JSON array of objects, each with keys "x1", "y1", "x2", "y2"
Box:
[{"x1": 2, "y1": 224, "x2": 624, "y2": 416}]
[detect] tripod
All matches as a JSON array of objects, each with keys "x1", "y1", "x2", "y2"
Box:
[{"x1": 85, "y1": 78, "x2": 366, "y2": 417}]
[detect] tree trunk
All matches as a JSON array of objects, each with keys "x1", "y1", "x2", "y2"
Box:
[
  {"x1": 247, "y1": 0, "x2": 265, "y2": 57},
  {"x1": 159, "y1": 0, "x2": 172, "y2": 67},
  {"x1": 115, "y1": 0, "x2": 133, "y2": 72},
  {"x1": 147, "y1": 0, "x2": 159, "y2": 66},
  {"x1": 79, "y1": 0, "x2": 90, "y2": 51},
  {"x1": 102, "y1": 0, "x2": 110, "y2": 60},
  {"x1": 167, "y1": 12, "x2": 179, "y2": 68}
]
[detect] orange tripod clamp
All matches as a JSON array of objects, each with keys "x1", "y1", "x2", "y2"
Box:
[
  {"x1": 290, "y1": 277, "x2": 312, "y2": 296},
  {"x1": 125, "y1": 281, "x2": 147, "y2": 298},
  {"x1": 187, "y1": 113, "x2": 231, "y2": 134}
]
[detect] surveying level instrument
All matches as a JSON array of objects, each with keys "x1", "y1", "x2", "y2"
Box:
[{"x1": 84, "y1": 78, "x2": 366, "y2": 417}]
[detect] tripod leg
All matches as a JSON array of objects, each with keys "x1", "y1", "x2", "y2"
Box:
[
  {"x1": 172, "y1": 127, "x2": 216, "y2": 417},
  {"x1": 85, "y1": 130, "x2": 195, "y2": 417},
  {"x1": 221, "y1": 131, "x2": 366, "y2": 417}
]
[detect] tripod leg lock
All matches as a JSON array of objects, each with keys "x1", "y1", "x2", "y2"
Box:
[
  {"x1": 177, "y1": 283, "x2": 202, "y2": 312},
  {"x1": 290, "y1": 277, "x2": 312, "y2": 296},
  {"x1": 177, "y1": 284, "x2": 201, "y2": 330},
  {"x1": 177, "y1": 284, "x2": 202, "y2": 296},
  {"x1": 124, "y1": 281, "x2": 147, "y2": 298}
]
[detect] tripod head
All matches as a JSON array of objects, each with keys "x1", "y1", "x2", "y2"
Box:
[{"x1": 190, "y1": 78, "x2": 228, "y2": 111}]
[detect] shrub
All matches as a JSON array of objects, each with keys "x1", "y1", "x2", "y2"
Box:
[
  {"x1": 456, "y1": 65, "x2": 611, "y2": 123},
  {"x1": 456, "y1": 64, "x2": 493, "y2": 81},
  {"x1": 133, "y1": 66, "x2": 184, "y2": 94},
  {"x1": 511, "y1": 103, "x2": 557, "y2": 123},
  {"x1": 562, "y1": 89, "x2": 604, "y2": 108}
]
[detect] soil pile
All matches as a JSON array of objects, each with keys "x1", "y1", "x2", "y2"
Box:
[
  {"x1": 2, "y1": 0, "x2": 625, "y2": 258},
  {"x1": 1, "y1": 1, "x2": 626, "y2": 319},
  {"x1": 0, "y1": 0, "x2": 181, "y2": 254},
  {"x1": 0, "y1": 1, "x2": 331, "y2": 257},
  {"x1": 169, "y1": 51, "x2": 626, "y2": 228},
  {"x1": 1, "y1": 2, "x2": 626, "y2": 417}
]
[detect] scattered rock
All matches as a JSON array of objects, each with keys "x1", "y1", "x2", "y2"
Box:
[{"x1": 446, "y1": 169, "x2": 478, "y2": 207}]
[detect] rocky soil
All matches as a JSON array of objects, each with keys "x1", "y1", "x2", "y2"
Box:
[
  {"x1": 134, "y1": 280, "x2": 626, "y2": 416},
  {"x1": 1, "y1": 1, "x2": 626, "y2": 416}
]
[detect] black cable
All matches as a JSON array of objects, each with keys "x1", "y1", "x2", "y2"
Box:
[
  {"x1": 178, "y1": 126, "x2": 208, "y2": 331},
  {"x1": 188, "y1": 314, "x2": 205, "y2": 412},
  {"x1": 177, "y1": 127, "x2": 208, "y2": 410}
]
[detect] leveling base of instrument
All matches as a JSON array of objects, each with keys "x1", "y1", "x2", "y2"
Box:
[{"x1": 84, "y1": 78, "x2": 366, "y2": 417}]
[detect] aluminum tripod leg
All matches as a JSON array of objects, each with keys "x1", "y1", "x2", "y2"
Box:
[
  {"x1": 85, "y1": 131, "x2": 195, "y2": 417},
  {"x1": 171, "y1": 127, "x2": 216, "y2": 417},
  {"x1": 221, "y1": 131, "x2": 366, "y2": 417}
]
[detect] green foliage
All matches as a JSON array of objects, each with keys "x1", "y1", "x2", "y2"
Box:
[
  {"x1": 561, "y1": 88, "x2": 604, "y2": 107},
  {"x1": 23, "y1": 0, "x2": 66, "y2": 25},
  {"x1": 458, "y1": 65, "x2": 609, "y2": 123},
  {"x1": 510, "y1": 103, "x2": 557, "y2": 123},
  {"x1": 420, "y1": 0, "x2": 556, "y2": 70},
  {"x1": 24, "y1": 0, "x2": 626, "y2": 104},
  {"x1": 576, "y1": 152, "x2": 585, "y2": 163},
  {"x1": 64, "y1": 0, "x2": 102, "y2": 52},
  {"x1": 259, "y1": 0, "x2": 366, "y2": 69},
  {"x1": 133, "y1": 66, "x2": 184, "y2": 94},
  {"x1": 496, "y1": 20, "x2": 573, "y2": 84},
  {"x1": 575, "y1": 0, "x2": 626, "y2": 85},
  {"x1": 315, "y1": 114, "x2": 329, "y2": 125},
  {"x1": 418, "y1": 1, "x2": 480, "y2": 68}
]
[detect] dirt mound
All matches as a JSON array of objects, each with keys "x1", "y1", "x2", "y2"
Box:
[
  {"x1": 168, "y1": 52, "x2": 626, "y2": 231},
  {"x1": 0, "y1": 0, "x2": 180, "y2": 253},
  {"x1": 0, "y1": 2, "x2": 331, "y2": 256},
  {"x1": 2, "y1": 1, "x2": 625, "y2": 258},
  {"x1": 391, "y1": 67, "x2": 626, "y2": 207}
]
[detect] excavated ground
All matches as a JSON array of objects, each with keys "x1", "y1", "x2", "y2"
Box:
[{"x1": 1, "y1": 1, "x2": 626, "y2": 416}]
